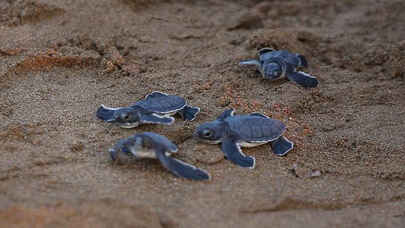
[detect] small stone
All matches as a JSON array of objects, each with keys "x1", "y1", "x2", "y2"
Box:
[{"x1": 310, "y1": 170, "x2": 322, "y2": 178}]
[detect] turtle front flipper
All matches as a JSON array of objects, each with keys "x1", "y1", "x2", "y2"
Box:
[
  {"x1": 271, "y1": 136, "x2": 294, "y2": 156},
  {"x1": 179, "y1": 106, "x2": 200, "y2": 121},
  {"x1": 258, "y1": 47, "x2": 275, "y2": 55},
  {"x1": 217, "y1": 109, "x2": 234, "y2": 121},
  {"x1": 287, "y1": 71, "x2": 319, "y2": 88},
  {"x1": 156, "y1": 150, "x2": 210, "y2": 181},
  {"x1": 96, "y1": 105, "x2": 119, "y2": 122},
  {"x1": 221, "y1": 138, "x2": 255, "y2": 169},
  {"x1": 140, "y1": 113, "x2": 174, "y2": 125},
  {"x1": 239, "y1": 59, "x2": 261, "y2": 67}
]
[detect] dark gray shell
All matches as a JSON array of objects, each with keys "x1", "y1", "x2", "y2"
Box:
[
  {"x1": 225, "y1": 114, "x2": 285, "y2": 142},
  {"x1": 134, "y1": 93, "x2": 186, "y2": 114},
  {"x1": 141, "y1": 132, "x2": 178, "y2": 152},
  {"x1": 260, "y1": 50, "x2": 300, "y2": 67}
]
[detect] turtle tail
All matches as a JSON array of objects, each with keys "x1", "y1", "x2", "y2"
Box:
[
  {"x1": 271, "y1": 136, "x2": 294, "y2": 156},
  {"x1": 180, "y1": 106, "x2": 200, "y2": 121}
]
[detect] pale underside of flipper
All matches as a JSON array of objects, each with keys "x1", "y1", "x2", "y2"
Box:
[{"x1": 239, "y1": 59, "x2": 261, "y2": 67}]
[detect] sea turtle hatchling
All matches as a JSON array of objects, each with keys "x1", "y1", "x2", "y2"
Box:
[
  {"x1": 96, "y1": 91, "x2": 200, "y2": 128},
  {"x1": 239, "y1": 48, "x2": 319, "y2": 88},
  {"x1": 109, "y1": 132, "x2": 211, "y2": 181},
  {"x1": 194, "y1": 109, "x2": 293, "y2": 169}
]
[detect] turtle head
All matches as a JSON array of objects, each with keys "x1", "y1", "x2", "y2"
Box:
[
  {"x1": 109, "y1": 138, "x2": 135, "y2": 163},
  {"x1": 111, "y1": 108, "x2": 141, "y2": 128},
  {"x1": 97, "y1": 105, "x2": 141, "y2": 128},
  {"x1": 262, "y1": 62, "x2": 283, "y2": 80},
  {"x1": 194, "y1": 120, "x2": 224, "y2": 144},
  {"x1": 109, "y1": 136, "x2": 143, "y2": 163}
]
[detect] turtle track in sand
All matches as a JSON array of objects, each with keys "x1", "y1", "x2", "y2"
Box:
[{"x1": 0, "y1": 0, "x2": 64, "y2": 27}]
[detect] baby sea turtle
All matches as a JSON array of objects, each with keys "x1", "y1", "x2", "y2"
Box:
[
  {"x1": 194, "y1": 109, "x2": 293, "y2": 169},
  {"x1": 97, "y1": 91, "x2": 200, "y2": 128},
  {"x1": 239, "y1": 48, "x2": 319, "y2": 88},
  {"x1": 109, "y1": 132, "x2": 210, "y2": 181}
]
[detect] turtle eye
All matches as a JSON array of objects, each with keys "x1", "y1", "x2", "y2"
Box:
[
  {"x1": 202, "y1": 129, "x2": 213, "y2": 138},
  {"x1": 121, "y1": 113, "x2": 129, "y2": 121}
]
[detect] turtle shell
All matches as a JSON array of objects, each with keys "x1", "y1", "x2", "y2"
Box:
[
  {"x1": 260, "y1": 50, "x2": 300, "y2": 67},
  {"x1": 134, "y1": 92, "x2": 186, "y2": 114},
  {"x1": 225, "y1": 114, "x2": 286, "y2": 142},
  {"x1": 141, "y1": 132, "x2": 178, "y2": 153}
]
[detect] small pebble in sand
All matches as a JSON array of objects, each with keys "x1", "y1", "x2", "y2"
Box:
[{"x1": 309, "y1": 170, "x2": 322, "y2": 178}]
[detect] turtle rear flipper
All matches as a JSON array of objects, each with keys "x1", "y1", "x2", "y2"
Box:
[
  {"x1": 271, "y1": 136, "x2": 293, "y2": 156},
  {"x1": 287, "y1": 71, "x2": 318, "y2": 88},
  {"x1": 296, "y1": 54, "x2": 308, "y2": 68},
  {"x1": 179, "y1": 106, "x2": 200, "y2": 121},
  {"x1": 140, "y1": 113, "x2": 174, "y2": 125},
  {"x1": 249, "y1": 112, "x2": 270, "y2": 119},
  {"x1": 221, "y1": 138, "x2": 255, "y2": 169},
  {"x1": 156, "y1": 150, "x2": 210, "y2": 181},
  {"x1": 96, "y1": 105, "x2": 118, "y2": 122}
]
